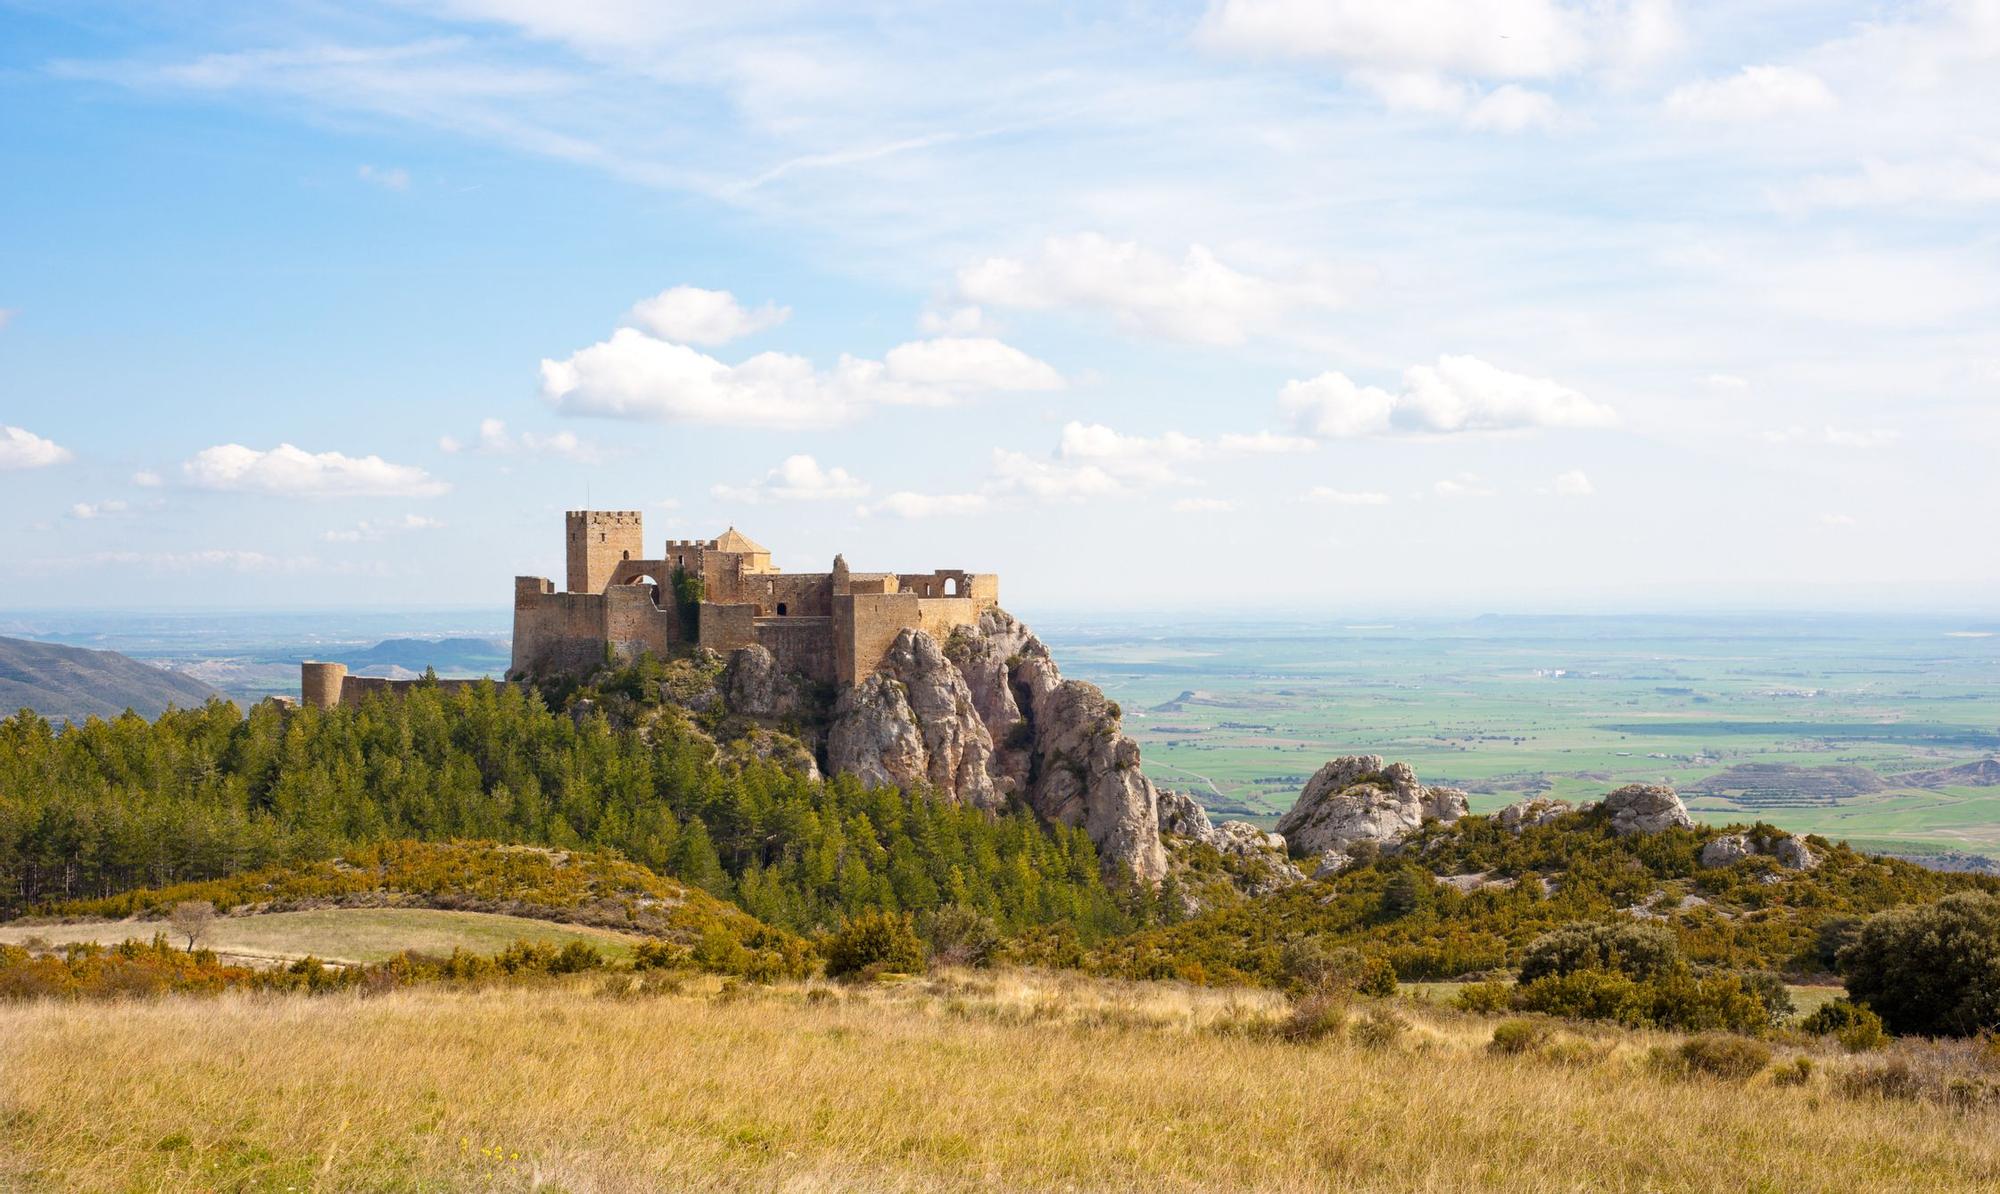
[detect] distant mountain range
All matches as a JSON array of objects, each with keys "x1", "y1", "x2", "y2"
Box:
[
  {"x1": 0, "y1": 635, "x2": 221, "y2": 723},
  {"x1": 332, "y1": 637, "x2": 510, "y2": 673}
]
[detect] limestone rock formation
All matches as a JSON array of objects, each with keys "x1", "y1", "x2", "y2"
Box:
[
  {"x1": 819, "y1": 609, "x2": 1168, "y2": 882},
  {"x1": 1275, "y1": 755, "x2": 1468, "y2": 856},
  {"x1": 1495, "y1": 796, "x2": 1575, "y2": 832},
  {"x1": 1700, "y1": 831, "x2": 1819, "y2": 870},
  {"x1": 723, "y1": 644, "x2": 805, "y2": 721},
  {"x1": 1600, "y1": 783, "x2": 1694, "y2": 836},
  {"x1": 827, "y1": 630, "x2": 999, "y2": 811},
  {"x1": 1156, "y1": 789, "x2": 1300, "y2": 891},
  {"x1": 1156, "y1": 788, "x2": 1215, "y2": 840}
]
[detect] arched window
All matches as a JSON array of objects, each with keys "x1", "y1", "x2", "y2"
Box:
[
  {"x1": 945, "y1": 577, "x2": 960, "y2": 596},
  {"x1": 776, "y1": 602, "x2": 788, "y2": 616}
]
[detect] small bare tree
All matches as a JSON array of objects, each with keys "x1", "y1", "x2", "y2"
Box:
[{"x1": 168, "y1": 900, "x2": 216, "y2": 953}]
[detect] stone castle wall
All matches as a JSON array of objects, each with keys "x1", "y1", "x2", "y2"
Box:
[
  {"x1": 299, "y1": 661, "x2": 524, "y2": 711},
  {"x1": 566, "y1": 510, "x2": 644, "y2": 595}
]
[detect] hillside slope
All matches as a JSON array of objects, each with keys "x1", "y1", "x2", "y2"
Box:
[{"x1": 0, "y1": 635, "x2": 220, "y2": 722}]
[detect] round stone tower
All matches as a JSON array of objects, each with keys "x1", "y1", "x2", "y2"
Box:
[{"x1": 300, "y1": 661, "x2": 348, "y2": 711}]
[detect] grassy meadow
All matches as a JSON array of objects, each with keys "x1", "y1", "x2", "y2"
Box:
[
  {"x1": 3, "y1": 970, "x2": 1997, "y2": 1192},
  {"x1": 0, "y1": 908, "x2": 644, "y2": 966}
]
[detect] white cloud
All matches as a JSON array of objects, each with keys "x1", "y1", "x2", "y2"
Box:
[
  {"x1": 1283, "y1": 355, "x2": 1614, "y2": 438},
  {"x1": 988, "y1": 448, "x2": 1124, "y2": 502},
  {"x1": 881, "y1": 337, "x2": 1063, "y2": 392},
  {"x1": 1465, "y1": 85, "x2": 1562, "y2": 132},
  {"x1": 131, "y1": 470, "x2": 163, "y2": 487},
  {"x1": 181, "y1": 443, "x2": 449, "y2": 497},
  {"x1": 712, "y1": 454, "x2": 870, "y2": 503},
  {"x1": 357, "y1": 163, "x2": 410, "y2": 190},
  {"x1": 625, "y1": 286, "x2": 789, "y2": 346},
  {"x1": 441, "y1": 417, "x2": 598, "y2": 461},
  {"x1": 1172, "y1": 497, "x2": 1236, "y2": 513},
  {"x1": 1216, "y1": 431, "x2": 1317, "y2": 454},
  {"x1": 863, "y1": 491, "x2": 992, "y2": 519},
  {"x1": 1304, "y1": 487, "x2": 1391, "y2": 505},
  {"x1": 0, "y1": 426, "x2": 74, "y2": 470},
  {"x1": 1821, "y1": 426, "x2": 1899, "y2": 449},
  {"x1": 1665, "y1": 65, "x2": 1835, "y2": 121},
  {"x1": 918, "y1": 305, "x2": 992, "y2": 336},
  {"x1": 1198, "y1": 0, "x2": 1610, "y2": 79},
  {"x1": 1434, "y1": 473, "x2": 1497, "y2": 498},
  {"x1": 1784, "y1": 157, "x2": 2000, "y2": 211},
  {"x1": 321, "y1": 513, "x2": 445, "y2": 542},
  {"x1": 955, "y1": 233, "x2": 1343, "y2": 346},
  {"x1": 542, "y1": 315, "x2": 1063, "y2": 429},
  {"x1": 1821, "y1": 513, "x2": 1857, "y2": 527},
  {"x1": 69, "y1": 500, "x2": 129, "y2": 520},
  {"x1": 1551, "y1": 468, "x2": 1595, "y2": 496},
  {"x1": 1703, "y1": 374, "x2": 1750, "y2": 391}
]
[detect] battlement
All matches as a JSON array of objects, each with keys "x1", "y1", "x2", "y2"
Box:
[{"x1": 514, "y1": 512, "x2": 999, "y2": 685}]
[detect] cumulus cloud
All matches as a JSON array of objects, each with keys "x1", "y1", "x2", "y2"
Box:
[
  {"x1": 988, "y1": 449, "x2": 1124, "y2": 502},
  {"x1": 542, "y1": 321, "x2": 1063, "y2": 429},
  {"x1": 68, "y1": 500, "x2": 129, "y2": 520},
  {"x1": 625, "y1": 286, "x2": 789, "y2": 346},
  {"x1": 1303, "y1": 487, "x2": 1391, "y2": 505},
  {"x1": 321, "y1": 513, "x2": 444, "y2": 543},
  {"x1": 1465, "y1": 84, "x2": 1562, "y2": 132},
  {"x1": 1282, "y1": 354, "x2": 1613, "y2": 438},
  {"x1": 918, "y1": 305, "x2": 992, "y2": 335},
  {"x1": 131, "y1": 470, "x2": 163, "y2": 487},
  {"x1": 181, "y1": 443, "x2": 449, "y2": 497},
  {"x1": 1665, "y1": 65, "x2": 1834, "y2": 121},
  {"x1": 0, "y1": 426, "x2": 73, "y2": 470},
  {"x1": 1172, "y1": 497, "x2": 1236, "y2": 513},
  {"x1": 954, "y1": 233, "x2": 1343, "y2": 346},
  {"x1": 1551, "y1": 469, "x2": 1595, "y2": 495},
  {"x1": 712, "y1": 454, "x2": 870, "y2": 503},
  {"x1": 440, "y1": 417, "x2": 598, "y2": 461}
]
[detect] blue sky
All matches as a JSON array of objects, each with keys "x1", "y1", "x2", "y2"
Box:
[{"x1": 2, "y1": 1, "x2": 1996, "y2": 613}]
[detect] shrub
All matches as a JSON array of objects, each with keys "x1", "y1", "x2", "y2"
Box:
[
  {"x1": 1456, "y1": 981, "x2": 1513, "y2": 1014},
  {"x1": 1673, "y1": 1034, "x2": 1772, "y2": 1081},
  {"x1": 1280, "y1": 990, "x2": 1348, "y2": 1043},
  {"x1": 1518, "y1": 921, "x2": 1680, "y2": 984},
  {"x1": 1514, "y1": 970, "x2": 1772, "y2": 1033},
  {"x1": 1801, "y1": 998, "x2": 1888, "y2": 1052},
  {"x1": 1738, "y1": 970, "x2": 1795, "y2": 1023},
  {"x1": 1280, "y1": 939, "x2": 1395, "y2": 998},
  {"x1": 823, "y1": 910, "x2": 925, "y2": 979},
  {"x1": 922, "y1": 904, "x2": 1000, "y2": 969},
  {"x1": 1839, "y1": 892, "x2": 2000, "y2": 1037},
  {"x1": 1490, "y1": 1018, "x2": 1553, "y2": 1055},
  {"x1": 1771, "y1": 1057, "x2": 1814, "y2": 1087},
  {"x1": 1351, "y1": 1006, "x2": 1408, "y2": 1049}
]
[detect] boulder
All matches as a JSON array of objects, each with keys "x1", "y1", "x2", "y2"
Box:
[
  {"x1": 1275, "y1": 755, "x2": 1467, "y2": 856},
  {"x1": 1155, "y1": 788, "x2": 1215, "y2": 840},
  {"x1": 1312, "y1": 850, "x2": 1353, "y2": 880},
  {"x1": 1699, "y1": 830, "x2": 1819, "y2": 870},
  {"x1": 1601, "y1": 783, "x2": 1694, "y2": 836},
  {"x1": 1496, "y1": 796, "x2": 1574, "y2": 832}
]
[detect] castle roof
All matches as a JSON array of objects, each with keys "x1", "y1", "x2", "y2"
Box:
[{"x1": 714, "y1": 526, "x2": 769, "y2": 555}]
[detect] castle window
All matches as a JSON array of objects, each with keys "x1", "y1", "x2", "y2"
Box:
[
  {"x1": 776, "y1": 602, "x2": 788, "y2": 616},
  {"x1": 945, "y1": 577, "x2": 960, "y2": 596},
  {"x1": 622, "y1": 550, "x2": 630, "y2": 560}
]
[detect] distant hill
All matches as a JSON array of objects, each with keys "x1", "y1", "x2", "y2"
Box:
[
  {"x1": 0, "y1": 635, "x2": 221, "y2": 722},
  {"x1": 1895, "y1": 757, "x2": 2000, "y2": 789}
]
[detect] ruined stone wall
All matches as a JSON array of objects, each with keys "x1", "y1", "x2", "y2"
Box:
[
  {"x1": 752, "y1": 616, "x2": 837, "y2": 685},
  {"x1": 697, "y1": 602, "x2": 758, "y2": 653},
  {"x1": 301, "y1": 662, "x2": 348, "y2": 711},
  {"x1": 565, "y1": 510, "x2": 645, "y2": 595},
  {"x1": 604, "y1": 584, "x2": 683, "y2": 660},
  {"x1": 730, "y1": 572, "x2": 833, "y2": 617},
  {"x1": 339, "y1": 676, "x2": 519, "y2": 704},
  {"x1": 915, "y1": 597, "x2": 981, "y2": 642},
  {"x1": 512, "y1": 581, "x2": 610, "y2": 676},
  {"x1": 835, "y1": 592, "x2": 923, "y2": 686}
]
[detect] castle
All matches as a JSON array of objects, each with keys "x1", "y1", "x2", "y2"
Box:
[{"x1": 509, "y1": 510, "x2": 1000, "y2": 686}]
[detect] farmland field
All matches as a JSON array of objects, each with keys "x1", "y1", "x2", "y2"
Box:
[{"x1": 1043, "y1": 612, "x2": 2000, "y2": 861}]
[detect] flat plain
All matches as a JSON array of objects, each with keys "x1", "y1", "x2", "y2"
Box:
[{"x1": 1047, "y1": 612, "x2": 2000, "y2": 860}]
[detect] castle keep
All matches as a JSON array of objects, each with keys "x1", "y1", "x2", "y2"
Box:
[{"x1": 511, "y1": 510, "x2": 1000, "y2": 686}]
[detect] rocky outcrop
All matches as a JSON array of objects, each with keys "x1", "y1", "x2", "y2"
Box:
[
  {"x1": 1157, "y1": 788, "x2": 1300, "y2": 892},
  {"x1": 723, "y1": 644, "x2": 806, "y2": 721},
  {"x1": 820, "y1": 609, "x2": 1168, "y2": 883},
  {"x1": 1156, "y1": 788, "x2": 1216, "y2": 840},
  {"x1": 1496, "y1": 797, "x2": 1575, "y2": 832},
  {"x1": 1600, "y1": 783, "x2": 1694, "y2": 836},
  {"x1": 828, "y1": 630, "x2": 999, "y2": 811},
  {"x1": 1029, "y1": 680, "x2": 1167, "y2": 882},
  {"x1": 1275, "y1": 756, "x2": 1468, "y2": 856},
  {"x1": 1700, "y1": 831, "x2": 1819, "y2": 870}
]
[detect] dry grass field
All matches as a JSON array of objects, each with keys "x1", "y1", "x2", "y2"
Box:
[
  {"x1": 0, "y1": 908, "x2": 644, "y2": 967},
  {"x1": 3, "y1": 970, "x2": 1997, "y2": 1192}
]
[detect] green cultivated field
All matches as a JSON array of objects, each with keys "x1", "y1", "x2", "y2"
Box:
[{"x1": 1045, "y1": 613, "x2": 2000, "y2": 860}]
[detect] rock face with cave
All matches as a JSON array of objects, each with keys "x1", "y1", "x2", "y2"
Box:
[{"x1": 510, "y1": 510, "x2": 999, "y2": 688}]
